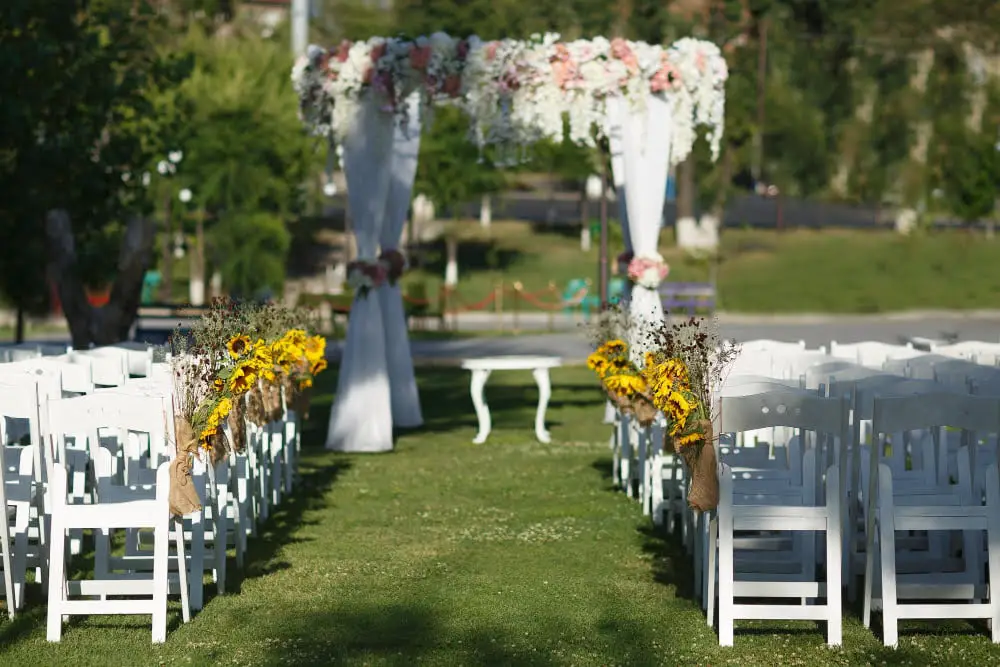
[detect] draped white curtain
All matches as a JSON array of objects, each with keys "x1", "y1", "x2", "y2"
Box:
[
  {"x1": 377, "y1": 93, "x2": 423, "y2": 429},
  {"x1": 621, "y1": 94, "x2": 672, "y2": 363},
  {"x1": 325, "y1": 97, "x2": 396, "y2": 453},
  {"x1": 605, "y1": 97, "x2": 631, "y2": 424},
  {"x1": 607, "y1": 97, "x2": 632, "y2": 305}
]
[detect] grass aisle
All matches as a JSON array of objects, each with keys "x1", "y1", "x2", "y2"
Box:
[{"x1": 5, "y1": 368, "x2": 1000, "y2": 665}]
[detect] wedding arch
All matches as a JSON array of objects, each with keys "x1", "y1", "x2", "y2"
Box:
[{"x1": 292, "y1": 32, "x2": 728, "y2": 453}]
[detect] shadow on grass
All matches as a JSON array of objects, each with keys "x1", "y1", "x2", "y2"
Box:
[{"x1": 261, "y1": 604, "x2": 566, "y2": 666}]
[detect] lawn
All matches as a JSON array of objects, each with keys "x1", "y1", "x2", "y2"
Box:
[
  {"x1": 397, "y1": 222, "x2": 1000, "y2": 314},
  {"x1": 4, "y1": 367, "x2": 1000, "y2": 665}
]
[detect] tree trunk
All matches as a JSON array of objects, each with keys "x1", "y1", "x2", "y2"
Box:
[
  {"x1": 479, "y1": 195, "x2": 492, "y2": 228},
  {"x1": 189, "y1": 212, "x2": 206, "y2": 306},
  {"x1": 14, "y1": 307, "x2": 25, "y2": 344},
  {"x1": 444, "y1": 235, "x2": 459, "y2": 286},
  {"x1": 676, "y1": 156, "x2": 696, "y2": 246},
  {"x1": 159, "y1": 192, "x2": 173, "y2": 302},
  {"x1": 45, "y1": 209, "x2": 156, "y2": 349},
  {"x1": 210, "y1": 270, "x2": 223, "y2": 299}
]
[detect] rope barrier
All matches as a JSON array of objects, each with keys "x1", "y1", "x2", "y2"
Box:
[{"x1": 323, "y1": 280, "x2": 594, "y2": 318}]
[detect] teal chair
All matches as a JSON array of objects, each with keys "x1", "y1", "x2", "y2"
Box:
[
  {"x1": 141, "y1": 271, "x2": 162, "y2": 305},
  {"x1": 562, "y1": 279, "x2": 588, "y2": 317},
  {"x1": 608, "y1": 277, "x2": 626, "y2": 304}
]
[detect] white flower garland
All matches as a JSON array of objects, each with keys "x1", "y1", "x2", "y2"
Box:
[{"x1": 291, "y1": 33, "x2": 729, "y2": 163}]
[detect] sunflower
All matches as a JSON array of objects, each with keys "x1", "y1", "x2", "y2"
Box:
[
  {"x1": 599, "y1": 339, "x2": 627, "y2": 356},
  {"x1": 227, "y1": 334, "x2": 252, "y2": 359},
  {"x1": 208, "y1": 397, "x2": 233, "y2": 428},
  {"x1": 310, "y1": 358, "x2": 328, "y2": 375},
  {"x1": 212, "y1": 378, "x2": 225, "y2": 392},
  {"x1": 252, "y1": 343, "x2": 276, "y2": 382},
  {"x1": 604, "y1": 373, "x2": 647, "y2": 397},
  {"x1": 587, "y1": 352, "x2": 609, "y2": 375},
  {"x1": 229, "y1": 363, "x2": 258, "y2": 394},
  {"x1": 608, "y1": 356, "x2": 631, "y2": 373},
  {"x1": 675, "y1": 431, "x2": 705, "y2": 448},
  {"x1": 304, "y1": 335, "x2": 326, "y2": 364}
]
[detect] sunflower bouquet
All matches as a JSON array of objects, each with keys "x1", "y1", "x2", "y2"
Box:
[
  {"x1": 641, "y1": 315, "x2": 741, "y2": 511},
  {"x1": 587, "y1": 339, "x2": 659, "y2": 426}
]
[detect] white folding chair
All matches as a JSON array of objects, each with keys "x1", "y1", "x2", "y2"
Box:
[{"x1": 708, "y1": 389, "x2": 846, "y2": 647}]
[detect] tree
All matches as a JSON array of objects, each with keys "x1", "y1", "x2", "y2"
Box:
[
  {"x1": 0, "y1": 0, "x2": 191, "y2": 347},
  {"x1": 939, "y1": 128, "x2": 1000, "y2": 228},
  {"x1": 168, "y1": 25, "x2": 319, "y2": 303},
  {"x1": 414, "y1": 106, "x2": 507, "y2": 285}
]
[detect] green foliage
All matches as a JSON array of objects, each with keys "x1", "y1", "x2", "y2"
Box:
[
  {"x1": 939, "y1": 130, "x2": 1000, "y2": 223},
  {"x1": 414, "y1": 105, "x2": 507, "y2": 217},
  {"x1": 0, "y1": 0, "x2": 189, "y2": 313},
  {"x1": 167, "y1": 25, "x2": 320, "y2": 293},
  {"x1": 211, "y1": 211, "x2": 291, "y2": 297}
]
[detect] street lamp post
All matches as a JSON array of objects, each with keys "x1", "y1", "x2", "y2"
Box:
[{"x1": 598, "y1": 144, "x2": 610, "y2": 308}]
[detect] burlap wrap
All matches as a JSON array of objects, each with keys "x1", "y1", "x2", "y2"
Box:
[
  {"x1": 675, "y1": 419, "x2": 719, "y2": 512},
  {"x1": 170, "y1": 418, "x2": 203, "y2": 517},
  {"x1": 226, "y1": 399, "x2": 247, "y2": 454},
  {"x1": 282, "y1": 376, "x2": 311, "y2": 419},
  {"x1": 603, "y1": 387, "x2": 658, "y2": 427},
  {"x1": 261, "y1": 382, "x2": 284, "y2": 422},
  {"x1": 246, "y1": 386, "x2": 268, "y2": 427}
]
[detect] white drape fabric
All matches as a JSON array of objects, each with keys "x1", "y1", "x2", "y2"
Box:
[
  {"x1": 621, "y1": 94, "x2": 672, "y2": 363},
  {"x1": 607, "y1": 97, "x2": 632, "y2": 260},
  {"x1": 605, "y1": 97, "x2": 631, "y2": 424},
  {"x1": 607, "y1": 97, "x2": 632, "y2": 306},
  {"x1": 325, "y1": 97, "x2": 396, "y2": 453},
  {"x1": 377, "y1": 93, "x2": 423, "y2": 429}
]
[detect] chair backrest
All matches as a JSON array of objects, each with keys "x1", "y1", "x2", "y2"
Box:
[
  {"x1": 718, "y1": 389, "x2": 847, "y2": 438},
  {"x1": 872, "y1": 393, "x2": 1000, "y2": 435}
]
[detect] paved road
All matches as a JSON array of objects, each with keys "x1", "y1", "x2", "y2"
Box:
[
  {"x1": 343, "y1": 312, "x2": 1000, "y2": 365},
  {"x1": 317, "y1": 192, "x2": 977, "y2": 231},
  {"x1": 8, "y1": 311, "x2": 1000, "y2": 365}
]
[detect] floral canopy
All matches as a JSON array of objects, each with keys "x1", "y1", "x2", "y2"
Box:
[{"x1": 291, "y1": 32, "x2": 728, "y2": 167}]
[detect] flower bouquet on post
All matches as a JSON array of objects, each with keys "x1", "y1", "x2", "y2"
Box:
[
  {"x1": 587, "y1": 339, "x2": 659, "y2": 426},
  {"x1": 189, "y1": 298, "x2": 272, "y2": 450},
  {"x1": 641, "y1": 316, "x2": 739, "y2": 512}
]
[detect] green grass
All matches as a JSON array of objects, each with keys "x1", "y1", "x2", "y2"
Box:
[
  {"x1": 5, "y1": 367, "x2": 1000, "y2": 665},
  {"x1": 396, "y1": 222, "x2": 1000, "y2": 314}
]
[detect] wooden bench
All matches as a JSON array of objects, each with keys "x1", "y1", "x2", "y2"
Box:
[
  {"x1": 131, "y1": 304, "x2": 210, "y2": 344},
  {"x1": 658, "y1": 282, "x2": 716, "y2": 316}
]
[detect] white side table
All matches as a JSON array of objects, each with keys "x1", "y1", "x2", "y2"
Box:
[{"x1": 460, "y1": 356, "x2": 562, "y2": 444}]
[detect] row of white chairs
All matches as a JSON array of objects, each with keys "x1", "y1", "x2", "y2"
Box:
[
  {"x1": 0, "y1": 342, "x2": 303, "y2": 641},
  {"x1": 608, "y1": 338, "x2": 1000, "y2": 647}
]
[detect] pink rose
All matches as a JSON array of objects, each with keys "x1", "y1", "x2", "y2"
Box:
[
  {"x1": 409, "y1": 45, "x2": 432, "y2": 71},
  {"x1": 610, "y1": 38, "x2": 638, "y2": 73},
  {"x1": 442, "y1": 74, "x2": 462, "y2": 97},
  {"x1": 485, "y1": 42, "x2": 499, "y2": 62},
  {"x1": 335, "y1": 40, "x2": 351, "y2": 63}
]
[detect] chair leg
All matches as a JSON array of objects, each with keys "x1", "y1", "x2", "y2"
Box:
[
  {"x1": 189, "y1": 513, "x2": 205, "y2": 611},
  {"x1": 0, "y1": 521, "x2": 14, "y2": 619},
  {"x1": 707, "y1": 516, "x2": 718, "y2": 628},
  {"x1": 878, "y1": 518, "x2": 899, "y2": 647},
  {"x1": 46, "y1": 515, "x2": 66, "y2": 642},
  {"x1": 718, "y1": 511, "x2": 735, "y2": 646},
  {"x1": 215, "y1": 487, "x2": 228, "y2": 595},
  {"x1": 12, "y1": 515, "x2": 28, "y2": 611},
  {"x1": 983, "y1": 467, "x2": 1000, "y2": 642},
  {"x1": 174, "y1": 519, "x2": 191, "y2": 624},
  {"x1": 151, "y1": 512, "x2": 168, "y2": 644}
]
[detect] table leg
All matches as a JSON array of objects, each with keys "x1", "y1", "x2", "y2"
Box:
[
  {"x1": 470, "y1": 369, "x2": 492, "y2": 444},
  {"x1": 532, "y1": 367, "x2": 552, "y2": 444}
]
